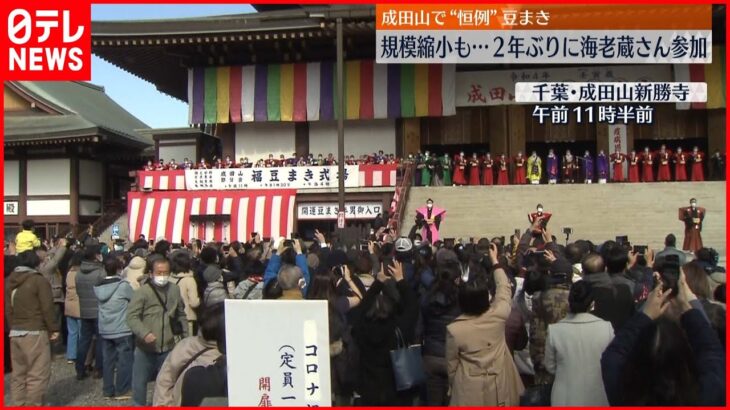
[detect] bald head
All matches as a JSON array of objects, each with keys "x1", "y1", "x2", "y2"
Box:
[
  {"x1": 582, "y1": 253, "x2": 605, "y2": 275},
  {"x1": 278, "y1": 265, "x2": 303, "y2": 290}
]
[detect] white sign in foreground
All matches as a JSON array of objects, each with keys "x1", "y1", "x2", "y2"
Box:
[{"x1": 225, "y1": 300, "x2": 331, "y2": 407}]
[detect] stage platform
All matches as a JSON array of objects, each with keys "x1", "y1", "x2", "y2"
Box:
[{"x1": 403, "y1": 182, "x2": 726, "y2": 264}]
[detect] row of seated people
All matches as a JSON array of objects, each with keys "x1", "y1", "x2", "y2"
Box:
[{"x1": 142, "y1": 151, "x2": 400, "y2": 171}]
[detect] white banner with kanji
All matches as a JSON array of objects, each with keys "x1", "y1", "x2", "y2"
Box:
[
  {"x1": 184, "y1": 166, "x2": 359, "y2": 190},
  {"x1": 298, "y1": 202, "x2": 384, "y2": 220},
  {"x1": 225, "y1": 300, "x2": 331, "y2": 407}
]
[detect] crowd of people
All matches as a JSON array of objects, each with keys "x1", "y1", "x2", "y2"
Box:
[
  {"x1": 411, "y1": 146, "x2": 725, "y2": 186},
  {"x1": 142, "y1": 151, "x2": 399, "y2": 171},
  {"x1": 5, "y1": 214, "x2": 726, "y2": 406}
]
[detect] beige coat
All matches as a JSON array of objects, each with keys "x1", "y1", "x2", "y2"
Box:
[
  {"x1": 64, "y1": 266, "x2": 80, "y2": 318},
  {"x1": 124, "y1": 256, "x2": 146, "y2": 291},
  {"x1": 446, "y1": 268, "x2": 525, "y2": 406},
  {"x1": 172, "y1": 271, "x2": 200, "y2": 322},
  {"x1": 152, "y1": 335, "x2": 220, "y2": 406}
]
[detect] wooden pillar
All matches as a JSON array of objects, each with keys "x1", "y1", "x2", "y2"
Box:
[
  {"x1": 70, "y1": 155, "x2": 79, "y2": 226},
  {"x1": 596, "y1": 123, "x2": 609, "y2": 155},
  {"x1": 295, "y1": 122, "x2": 309, "y2": 157},
  {"x1": 402, "y1": 118, "x2": 420, "y2": 156},
  {"x1": 507, "y1": 105, "x2": 526, "y2": 156},
  {"x1": 19, "y1": 158, "x2": 27, "y2": 220},
  {"x1": 488, "y1": 106, "x2": 508, "y2": 156},
  {"x1": 707, "y1": 109, "x2": 726, "y2": 154},
  {"x1": 219, "y1": 123, "x2": 236, "y2": 160}
]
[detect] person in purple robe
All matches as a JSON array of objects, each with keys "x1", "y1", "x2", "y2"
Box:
[
  {"x1": 597, "y1": 150, "x2": 609, "y2": 183},
  {"x1": 547, "y1": 148, "x2": 559, "y2": 184},
  {"x1": 582, "y1": 150, "x2": 594, "y2": 183}
]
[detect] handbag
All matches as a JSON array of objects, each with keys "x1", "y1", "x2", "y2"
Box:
[{"x1": 388, "y1": 327, "x2": 425, "y2": 391}]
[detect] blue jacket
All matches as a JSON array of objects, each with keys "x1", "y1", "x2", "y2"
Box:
[
  {"x1": 263, "y1": 253, "x2": 310, "y2": 296},
  {"x1": 601, "y1": 308, "x2": 725, "y2": 406},
  {"x1": 94, "y1": 277, "x2": 134, "y2": 339}
]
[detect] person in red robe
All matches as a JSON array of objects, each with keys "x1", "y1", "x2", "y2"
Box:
[
  {"x1": 452, "y1": 152, "x2": 468, "y2": 186},
  {"x1": 224, "y1": 156, "x2": 235, "y2": 168},
  {"x1": 264, "y1": 154, "x2": 276, "y2": 167},
  {"x1": 154, "y1": 159, "x2": 167, "y2": 171},
  {"x1": 641, "y1": 147, "x2": 654, "y2": 182},
  {"x1": 673, "y1": 147, "x2": 688, "y2": 181},
  {"x1": 527, "y1": 204, "x2": 552, "y2": 235},
  {"x1": 691, "y1": 146, "x2": 705, "y2": 181},
  {"x1": 468, "y1": 153, "x2": 481, "y2": 185},
  {"x1": 627, "y1": 150, "x2": 640, "y2": 183},
  {"x1": 562, "y1": 150, "x2": 577, "y2": 183},
  {"x1": 198, "y1": 158, "x2": 209, "y2": 169},
  {"x1": 213, "y1": 158, "x2": 225, "y2": 169},
  {"x1": 143, "y1": 160, "x2": 155, "y2": 171},
  {"x1": 610, "y1": 149, "x2": 625, "y2": 182},
  {"x1": 657, "y1": 145, "x2": 672, "y2": 182},
  {"x1": 513, "y1": 152, "x2": 526, "y2": 185},
  {"x1": 679, "y1": 198, "x2": 705, "y2": 252},
  {"x1": 482, "y1": 153, "x2": 495, "y2": 185},
  {"x1": 168, "y1": 159, "x2": 179, "y2": 170},
  {"x1": 496, "y1": 154, "x2": 510, "y2": 185}
]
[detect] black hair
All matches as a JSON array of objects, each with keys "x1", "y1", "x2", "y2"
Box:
[
  {"x1": 103, "y1": 255, "x2": 122, "y2": 277},
  {"x1": 365, "y1": 291, "x2": 395, "y2": 321},
  {"x1": 665, "y1": 234, "x2": 677, "y2": 248},
  {"x1": 568, "y1": 280, "x2": 594, "y2": 313},
  {"x1": 263, "y1": 279, "x2": 283, "y2": 299},
  {"x1": 154, "y1": 240, "x2": 171, "y2": 256},
  {"x1": 714, "y1": 283, "x2": 726, "y2": 304},
  {"x1": 199, "y1": 302, "x2": 226, "y2": 343},
  {"x1": 565, "y1": 243, "x2": 583, "y2": 265},
  {"x1": 170, "y1": 250, "x2": 192, "y2": 274},
  {"x1": 21, "y1": 219, "x2": 34, "y2": 231},
  {"x1": 523, "y1": 270, "x2": 547, "y2": 295},
  {"x1": 620, "y1": 318, "x2": 699, "y2": 405},
  {"x1": 69, "y1": 251, "x2": 84, "y2": 268},
  {"x1": 16, "y1": 250, "x2": 41, "y2": 269},
  {"x1": 306, "y1": 271, "x2": 337, "y2": 306},
  {"x1": 146, "y1": 254, "x2": 168, "y2": 274},
  {"x1": 200, "y1": 246, "x2": 218, "y2": 265},
  {"x1": 83, "y1": 244, "x2": 102, "y2": 261},
  {"x1": 426, "y1": 262, "x2": 460, "y2": 307},
  {"x1": 458, "y1": 269, "x2": 491, "y2": 316},
  {"x1": 605, "y1": 245, "x2": 629, "y2": 274},
  {"x1": 280, "y1": 248, "x2": 296, "y2": 266},
  {"x1": 695, "y1": 248, "x2": 714, "y2": 264},
  {"x1": 353, "y1": 251, "x2": 373, "y2": 275}
]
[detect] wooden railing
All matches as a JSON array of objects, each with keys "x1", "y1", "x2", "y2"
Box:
[{"x1": 387, "y1": 163, "x2": 414, "y2": 235}]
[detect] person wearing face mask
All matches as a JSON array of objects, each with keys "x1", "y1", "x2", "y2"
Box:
[
  {"x1": 528, "y1": 204, "x2": 552, "y2": 235},
  {"x1": 75, "y1": 245, "x2": 106, "y2": 380},
  {"x1": 94, "y1": 256, "x2": 135, "y2": 400},
  {"x1": 127, "y1": 258, "x2": 188, "y2": 406},
  {"x1": 416, "y1": 199, "x2": 446, "y2": 244},
  {"x1": 527, "y1": 151, "x2": 542, "y2": 185},
  {"x1": 453, "y1": 152, "x2": 467, "y2": 186},
  {"x1": 679, "y1": 198, "x2": 705, "y2": 253}
]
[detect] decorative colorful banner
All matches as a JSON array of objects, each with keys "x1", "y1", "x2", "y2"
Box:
[
  {"x1": 188, "y1": 60, "x2": 456, "y2": 124},
  {"x1": 674, "y1": 46, "x2": 726, "y2": 110},
  {"x1": 184, "y1": 166, "x2": 360, "y2": 190}
]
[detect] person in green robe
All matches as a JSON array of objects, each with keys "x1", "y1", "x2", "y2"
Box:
[
  {"x1": 441, "y1": 153, "x2": 452, "y2": 186},
  {"x1": 421, "y1": 150, "x2": 432, "y2": 186}
]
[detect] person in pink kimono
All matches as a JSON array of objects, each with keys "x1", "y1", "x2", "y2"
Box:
[{"x1": 415, "y1": 199, "x2": 446, "y2": 244}]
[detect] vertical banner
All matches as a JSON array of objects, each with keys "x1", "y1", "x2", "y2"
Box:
[
  {"x1": 608, "y1": 124, "x2": 628, "y2": 178},
  {"x1": 225, "y1": 300, "x2": 331, "y2": 407}
]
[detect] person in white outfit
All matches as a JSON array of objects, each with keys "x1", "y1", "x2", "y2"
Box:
[{"x1": 544, "y1": 280, "x2": 614, "y2": 406}]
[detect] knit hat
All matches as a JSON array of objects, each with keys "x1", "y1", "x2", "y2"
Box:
[
  {"x1": 203, "y1": 265, "x2": 223, "y2": 283},
  {"x1": 394, "y1": 237, "x2": 413, "y2": 253}
]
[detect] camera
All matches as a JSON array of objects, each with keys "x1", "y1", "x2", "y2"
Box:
[
  {"x1": 633, "y1": 245, "x2": 648, "y2": 255},
  {"x1": 562, "y1": 227, "x2": 573, "y2": 235}
]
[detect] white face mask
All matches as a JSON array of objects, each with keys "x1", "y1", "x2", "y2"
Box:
[
  {"x1": 427, "y1": 203, "x2": 433, "y2": 209},
  {"x1": 153, "y1": 275, "x2": 170, "y2": 287},
  {"x1": 413, "y1": 240, "x2": 422, "y2": 247},
  {"x1": 537, "y1": 208, "x2": 543, "y2": 213},
  {"x1": 691, "y1": 202, "x2": 697, "y2": 208}
]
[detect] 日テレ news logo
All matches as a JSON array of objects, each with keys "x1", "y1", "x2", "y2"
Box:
[{"x1": 1, "y1": 1, "x2": 90, "y2": 80}]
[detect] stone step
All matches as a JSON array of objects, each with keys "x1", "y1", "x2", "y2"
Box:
[{"x1": 401, "y1": 182, "x2": 726, "y2": 265}]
